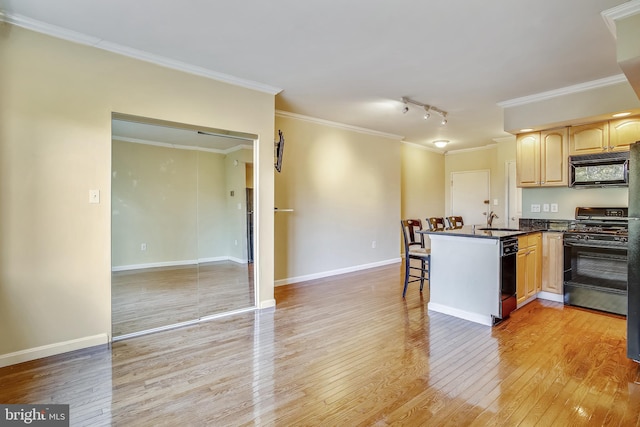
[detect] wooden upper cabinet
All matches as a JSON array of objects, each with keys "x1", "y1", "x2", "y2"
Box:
[
  {"x1": 569, "y1": 122, "x2": 609, "y2": 155},
  {"x1": 609, "y1": 115, "x2": 640, "y2": 152},
  {"x1": 516, "y1": 133, "x2": 540, "y2": 187},
  {"x1": 540, "y1": 128, "x2": 569, "y2": 186},
  {"x1": 516, "y1": 128, "x2": 568, "y2": 188}
]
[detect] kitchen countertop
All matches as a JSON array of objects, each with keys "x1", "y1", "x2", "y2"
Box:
[{"x1": 420, "y1": 225, "x2": 529, "y2": 240}]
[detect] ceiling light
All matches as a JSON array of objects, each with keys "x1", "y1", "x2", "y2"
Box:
[
  {"x1": 612, "y1": 112, "x2": 631, "y2": 117},
  {"x1": 441, "y1": 115, "x2": 447, "y2": 125},
  {"x1": 433, "y1": 140, "x2": 449, "y2": 148},
  {"x1": 424, "y1": 108, "x2": 431, "y2": 120},
  {"x1": 520, "y1": 128, "x2": 533, "y2": 132}
]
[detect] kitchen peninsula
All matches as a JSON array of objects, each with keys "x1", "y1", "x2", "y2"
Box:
[{"x1": 421, "y1": 226, "x2": 527, "y2": 326}]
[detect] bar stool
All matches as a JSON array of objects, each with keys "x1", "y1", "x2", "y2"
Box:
[
  {"x1": 427, "y1": 217, "x2": 447, "y2": 231},
  {"x1": 400, "y1": 219, "x2": 431, "y2": 298},
  {"x1": 447, "y1": 216, "x2": 464, "y2": 229}
]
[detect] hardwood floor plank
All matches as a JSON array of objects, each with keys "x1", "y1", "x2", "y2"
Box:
[{"x1": 2, "y1": 263, "x2": 640, "y2": 426}]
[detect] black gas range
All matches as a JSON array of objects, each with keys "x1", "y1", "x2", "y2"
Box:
[
  {"x1": 564, "y1": 207, "x2": 629, "y2": 248},
  {"x1": 563, "y1": 207, "x2": 629, "y2": 315}
]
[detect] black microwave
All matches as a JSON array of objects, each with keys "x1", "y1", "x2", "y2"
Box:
[{"x1": 569, "y1": 151, "x2": 629, "y2": 188}]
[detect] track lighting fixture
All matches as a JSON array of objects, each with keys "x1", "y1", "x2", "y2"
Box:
[{"x1": 401, "y1": 96, "x2": 448, "y2": 125}]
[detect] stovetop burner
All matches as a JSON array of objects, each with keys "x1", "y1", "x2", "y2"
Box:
[
  {"x1": 566, "y1": 225, "x2": 628, "y2": 235},
  {"x1": 565, "y1": 207, "x2": 629, "y2": 244}
]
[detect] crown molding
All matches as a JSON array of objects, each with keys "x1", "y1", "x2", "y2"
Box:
[
  {"x1": 601, "y1": 0, "x2": 640, "y2": 37},
  {"x1": 1, "y1": 12, "x2": 282, "y2": 95},
  {"x1": 275, "y1": 110, "x2": 404, "y2": 140},
  {"x1": 497, "y1": 74, "x2": 628, "y2": 108},
  {"x1": 444, "y1": 143, "x2": 497, "y2": 156}
]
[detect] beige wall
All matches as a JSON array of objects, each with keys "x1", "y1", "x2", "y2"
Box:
[
  {"x1": 0, "y1": 25, "x2": 275, "y2": 364},
  {"x1": 274, "y1": 114, "x2": 401, "y2": 283},
  {"x1": 400, "y1": 143, "x2": 445, "y2": 221}
]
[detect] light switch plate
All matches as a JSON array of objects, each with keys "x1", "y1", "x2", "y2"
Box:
[
  {"x1": 531, "y1": 204, "x2": 541, "y2": 213},
  {"x1": 551, "y1": 203, "x2": 559, "y2": 213},
  {"x1": 543, "y1": 203, "x2": 550, "y2": 212},
  {"x1": 89, "y1": 189, "x2": 100, "y2": 204}
]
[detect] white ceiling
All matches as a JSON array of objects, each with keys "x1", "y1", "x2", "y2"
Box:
[{"x1": 0, "y1": 0, "x2": 633, "y2": 151}]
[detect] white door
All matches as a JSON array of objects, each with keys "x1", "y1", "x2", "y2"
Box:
[
  {"x1": 506, "y1": 161, "x2": 522, "y2": 229},
  {"x1": 451, "y1": 170, "x2": 490, "y2": 227}
]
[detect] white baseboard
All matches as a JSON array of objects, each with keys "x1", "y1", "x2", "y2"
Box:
[
  {"x1": 537, "y1": 291, "x2": 564, "y2": 303},
  {"x1": 274, "y1": 258, "x2": 401, "y2": 286},
  {"x1": 259, "y1": 299, "x2": 276, "y2": 309},
  {"x1": 427, "y1": 302, "x2": 494, "y2": 326},
  {"x1": 0, "y1": 334, "x2": 109, "y2": 368}
]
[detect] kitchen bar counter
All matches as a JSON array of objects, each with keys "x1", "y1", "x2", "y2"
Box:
[
  {"x1": 420, "y1": 225, "x2": 528, "y2": 240},
  {"x1": 420, "y1": 228, "x2": 518, "y2": 326}
]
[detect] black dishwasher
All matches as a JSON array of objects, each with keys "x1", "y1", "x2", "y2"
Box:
[{"x1": 498, "y1": 238, "x2": 518, "y2": 321}]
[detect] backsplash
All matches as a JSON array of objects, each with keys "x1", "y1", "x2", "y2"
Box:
[
  {"x1": 519, "y1": 218, "x2": 572, "y2": 232},
  {"x1": 521, "y1": 186, "x2": 628, "y2": 220}
]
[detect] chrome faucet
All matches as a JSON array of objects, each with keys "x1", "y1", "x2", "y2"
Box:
[{"x1": 487, "y1": 211, "x2": 499, "y2": 227}]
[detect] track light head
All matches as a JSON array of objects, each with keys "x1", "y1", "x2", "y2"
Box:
[{"x1": 401, "y1": 96, "x2": 448, "y2": 125}]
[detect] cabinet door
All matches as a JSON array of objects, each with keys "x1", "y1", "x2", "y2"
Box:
[
  {"x1": 516, "y1": 133, "x2": 540, "y2": 187},
  {"x1": 609, "y1": 115, "x2": 640, "y2": 152},
  {"x1": 540, "y1": 128, "x2": 569, "y2": 186},
  {"x1": 529, "y1": 233, "x2": 542, "y2": 294},
  {"x1": 569, "y1": 122, "x2": 608, "y2": 155},
  {"x1": 516, "y1": 249, "x2": 528, "y2": 305},
  {"x1": 542, "y1": 233, "x2": 563, "y2": 294},
  {"x1": 525, "y1": 248, "x2": 538, "y2": 299}
]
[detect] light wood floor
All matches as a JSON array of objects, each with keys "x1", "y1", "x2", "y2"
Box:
[
  {"x1": 2, "y1": 263, "x2": 640, "y2": 426},
  {"x1": 111, "y1": 261, "x2": 254, "y2": 336}
]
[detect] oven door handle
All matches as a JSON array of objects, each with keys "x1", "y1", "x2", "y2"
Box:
[{"x1": 564, "y1": 241, "x2": 627, "y2": 250}]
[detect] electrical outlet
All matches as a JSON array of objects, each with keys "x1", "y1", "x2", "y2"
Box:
[
  {"x1": 543, "y1": 203, "x2": 550, "y2": 212},
  {"x1": 531, "y1": 204, "x2": 541, "y2": 213},
  {"x1": 551, "y1": 203, "x2": 559, "y2": 213},
  {"x1": 372, "y1": 240, "x2": 376, "y2": 249}
]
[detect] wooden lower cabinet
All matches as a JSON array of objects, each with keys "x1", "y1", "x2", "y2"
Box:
[
  {"x1": 541, "y1": 232, "x2": 564, "y2": 294},
  {"x1": 517, "y1": 232, "x2": 542, "y2": 306}
]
